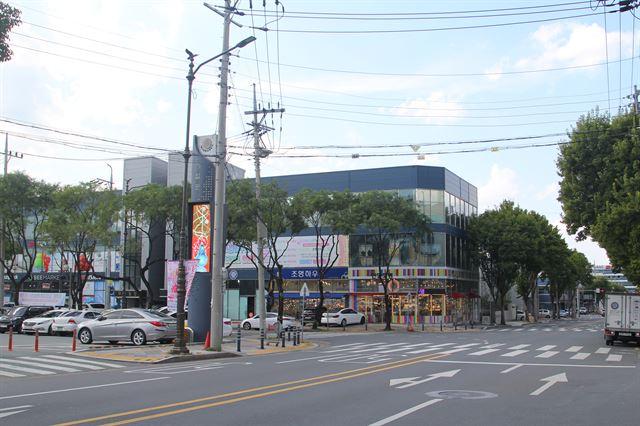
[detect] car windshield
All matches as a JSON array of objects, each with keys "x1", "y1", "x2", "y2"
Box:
[
  {"x1": 328, "y1": 308, "x2": 342, "y2": 313},
  {"x1": 8, "y1": 306, "x2": 27, "y2": 316},
  {"x1": 39, "y1": 311, "x2": 63, "y2": 318},
  {"x1": 63, "y1": 311, "x2": 81, "y2": 317}
]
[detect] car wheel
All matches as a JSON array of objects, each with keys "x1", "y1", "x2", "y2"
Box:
[
  {"x1": 78, "y1": 328, "x2": 93, "y2": 344},
  {"x1": 242, "y1": 322, "x2": 252, "y2": 330},
  {"x1": 360, "y1": 316, "x2": 365, "y2": 325},
  {"x1": 159, "y1": 339, "x2": 174, "y2": 344},
  {"x1": 108, "y1": 340, "x2": 119, "y2": 345},
  {"x1": 48, "y1": 325, "x2": 54, "y2": 336},
  {"x1": 340, "y1": 319, "x2": 347, "y2": 327},
  {"x1": 131, "y1": 329, "x2": 147, "y2": 346}
]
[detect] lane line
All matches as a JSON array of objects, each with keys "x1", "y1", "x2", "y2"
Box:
[
  {"x1": 0, "y1": 405, "x2": 33, "y2": 412},
  {"x1": 595, "y1": 348, "x2": 611, "y2": 354},
  {"x1": 570, "y1": 353, "x2": 590, "y2": 360},
  {"x1": 537, "y1": 345, "x2": 556, "y2": 351},
  {"x1": 536, "y1": 351, "x2": 559, "y2": 359},
  {"x1": 469, "y1": 348, "x2": 500, "y2": 356},
  {"x1": 565, "y1": 346, "x2": 583, "y2": 353},
  {"x1": 54, "y1": 354, "x2": 448, "y2": 426},
  {"x1": 500, "y1": 364, "x2": 522, "y2": 374},
  {"x1": 3, "y1": 359, "x2": 80, "y2": 372},
  {"x1": 0, "y1": 377, "x2": 169, "y2": 401},
  {"x1": 368, "y1": 399, "x2": 443, "y2": 426},
  {"x1": 501, "y1": 350, "x2": 529, "y2": 357},
  {"x1": 424, "y1": 360, "x2": 636, "y2": 369}
]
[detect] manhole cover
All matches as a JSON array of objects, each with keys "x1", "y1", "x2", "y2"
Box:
[{"x1": 425, "y1": 390, "x2": 497, "y2": 400}]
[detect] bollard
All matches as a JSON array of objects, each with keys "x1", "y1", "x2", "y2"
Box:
[
  {"x1": 72, "y1": 328, "x2": 77, "y2": 352},
  {"x1": 287, "y1": 330, "x2": 291, "y2": 342},
  {"x1": 440, "y1": 317, "x2": 443, "y2": 332},
  {"x1": 296, "y1": 328, "x2": 300, "y2": 345},
  {"x1": 465, "y1": 321, "x2": 467, "y2": 330},
  {"x1": 34, "y1": 329, "x2": 39, "y2": 352},
  {"x1": 293, "y1": 329, "x2": 297, "y2": 346},
  {"x1": 421, "y1": 321, "x2": 425, "y2": 332},
  {"x1": 342, "y1": 321, "x2": 346, "y2": 331},
  {"x1": 281, "y1": 331, "x2": 286, "y2": 348},
  {"x1": 471, "y1": 320, "x2": 474, "y2": 329},
  {"x1": 365, "y1": 320, "x2": 368, "y2": 331},
  {"x1": 454, "y1": 321, "x2": 457, "y2": 331},
  {"x1": 236, "y1": 327, "x2": 241, "y2": 352},
  {"x1": 260, "y1": 329, "x2": 265, "y2": 350},
  {"x1": 8, "y1": 326, "x2": 13, "y2": 351}
]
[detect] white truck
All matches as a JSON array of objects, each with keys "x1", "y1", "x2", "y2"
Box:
[{"x1": 604, "y1": 293, "x2": 640, "y2": 346}]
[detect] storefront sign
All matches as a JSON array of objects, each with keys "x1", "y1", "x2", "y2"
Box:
[
  {"x1": 18, "y1": 292, "x2": 66, "y2": 307},
  {"x1": 281, "y1": 267, "x2": 348, "y2": 280}
]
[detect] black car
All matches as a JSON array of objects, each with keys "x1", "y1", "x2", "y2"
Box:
[
  {"x1": 303, "y1": 307, "x2": 327, "y2": 323},
  {"x1": 0, "y1": 306, "x2": 53, "y2": 333}
]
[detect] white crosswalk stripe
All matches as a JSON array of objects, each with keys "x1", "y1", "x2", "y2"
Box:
[
  {"x1": 0, "y1": 363, "x2": 56, "y2": 375},
  {"x1": 508, "y1": 344, "x2": 530, "y2": 350},
  {"x1": 570, "y1": 353, "x2": 590, "y2": 360},
  {"x1": 481, "y1": 343, "x2": 506, "y2": 349},
  {"x1": 595, "y1": 347, "x2": 611, "y2": 354},
  {"x1": 501, "y1": 349, "x2": 529, "y2": 357},
  {"x1": 41, "y1": 355, "x2": 125, "y2": 369},
  {"x1": 536, "y1": 351, "x2": 559, "y2": 359},
  {"x1": 469, "y1": 348, "x2": 500, "y2": 356},
  {"x1": 0, "y1": 355, "x2": 125, "y2": 379},
  {"x1": 606, "y1": 354, "x2": 622, "y2": 362},
  {"x1": 565, "y1": 346, "x2": 583, "y2": 352},
  {"x1": 2, "y1": 359, "x2": 80, "y2": 372},
  {"x1": 537, "y1": 345, "x2": 556, "y2": 351},
  {"x1": 0, "y1": 370, "x2": 26, "y2": 378}
]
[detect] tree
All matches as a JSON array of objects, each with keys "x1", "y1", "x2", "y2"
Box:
[
  {"x1": 0, "y1": 172, "x2": 56, "y2": 303},
  {"x1": 354, "y1": 191, "x2": 430, "y2": 331},
  {"x1": 43, "y1": 183, "x2": 119, "y2": 308},
  {"x1": 124, "y1": 184, "x2": 182, "y2": 307},
  {"x1": 292, "y1": 189, "x2": 360, "y2": 328},
  {"x1": 558, "y1": 110, "x2": 640, "y2": 285},
  {"x1": 586, "y1": 275, "x2": 626, "y2": 311},
  {"x1": 468, "y1": 201, "x2": 523, "y2": 325},
  {"x1": 0, "y1": 2, "x2": 21, "y2": 62}
]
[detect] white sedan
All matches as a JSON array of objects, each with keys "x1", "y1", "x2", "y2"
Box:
[
  {"x1": 52, "y1": 310, "x2": 101, "y2": 335},
  {"x1": 321, "y1": 308, "x2": 365, "y2": 327},
  {"x1": 241, "y1": 312, "x2": 294, "y2": 331},
  {"x1": 21, "y1": 309, "x2": 70, "y2": 335},
  {"x1": 223, "y1": 318, "x2": 233, "y2": 337}
]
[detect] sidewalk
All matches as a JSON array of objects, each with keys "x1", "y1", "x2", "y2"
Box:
[
  {"x1": 302, "y1": 323, "x2": 483, "y2": 334},
  {"x1": 74, "y1": 336, "x2": 316, "y2": 364}
]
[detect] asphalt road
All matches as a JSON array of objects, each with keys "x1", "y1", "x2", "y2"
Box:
[{"x1": 1, "y1": 316, "x2": 638, "y2": 426}]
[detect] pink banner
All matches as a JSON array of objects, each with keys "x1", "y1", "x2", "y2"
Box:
[{"x1": 166, "y1": 260, "x2": 198, "y2": 311}]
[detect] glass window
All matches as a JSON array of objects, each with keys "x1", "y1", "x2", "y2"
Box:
[
  {"x1": 104, "y1": 311, "x2": 123, "y2": 320},
  {"x1": 431, "y1": 190, "x2": 444, "y2": 203},
  {"x1": 121, "y1": 310, "x2": 144, "y2": 319},
  {"x1": 398, "y1": 189, "x2": 415, "y2": 200}
]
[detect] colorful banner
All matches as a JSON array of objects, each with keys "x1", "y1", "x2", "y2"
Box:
[
  {"x1": 19, "y1": 292, "x2": 66, "y2": 307},
  {"x1": 166, "y1": 260, "x2": 199, "y2": 311},
  {"x1": 191, "y1": 204, "x2": 211, "y2": 272}
]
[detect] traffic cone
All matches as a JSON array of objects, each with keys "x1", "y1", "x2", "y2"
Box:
[
  {"x1": 8, "y1": 327, "x2": 13, "y2": 351},
  {"x1": 34, "y1": 330, "x2": 39, "y2": 352},
  {"x1": 203, "y1": 331, "x2": 211, "y2": 350}
]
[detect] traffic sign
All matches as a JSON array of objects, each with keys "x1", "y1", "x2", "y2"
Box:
[{"x1": 300, "y1": 283, "x2": 310, "y2": 297}]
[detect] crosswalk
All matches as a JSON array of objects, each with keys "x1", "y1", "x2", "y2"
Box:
[
  {"x1": 0, "y1": 355, "x2": 125, "y2": 379},
  {"x1": 293, "y1": 341, "x2": 632, "y2": 365},
  {"x1": 487, "y1": 327, "x2": 603, "y2": 333}
]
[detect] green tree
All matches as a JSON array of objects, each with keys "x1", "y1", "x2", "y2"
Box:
[
  {"x1": 292, "y1": 190, "x2": 360, "y2": 328},
  {"x1": 558, "y1": 110, "x2": 640, "y2": 285},
  {"x1": 586, "y1": 275, "x2": 626, "y2": 311},
  {"x1": 43, "y1": 183, "x2": 120, "y2": 308},
  {"x1": 468, "y1": 201, "x2": 523, "y2": 325},
  {"x1": 0, "y1": 2, "x2": 21, "y2": 62},
  {"x1": 124, "y1": 184, "x2": 182, "y2": 306},
  {"x1": 354, "y1": 191, "x2": 430, "y2": 331},
  {"x1": 0, "y1": 172, "x2": 56, "y2": 303}
]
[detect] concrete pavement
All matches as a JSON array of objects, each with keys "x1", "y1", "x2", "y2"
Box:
[{"x1": 0, "y1": 316, "x2": 637, "y2": 425}]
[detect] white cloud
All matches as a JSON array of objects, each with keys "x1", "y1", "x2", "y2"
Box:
[
  {"x1": 156, "y1": 99, "x2": 172, "y2": 113},
  {"x1": 549, "y1": 217, "x2": 610, "y2": 265},
  {"x1": 478, "y1": 164, "x2": 519, "y2": 211},
  {"x1": 389, "y1": 91, "x2": 465, "y2": 125},
  {"x1": 535, "y1": 182, "x2": 559, "y2": 201}
]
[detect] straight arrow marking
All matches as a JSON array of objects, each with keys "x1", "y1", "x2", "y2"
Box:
[
  {"x1": 530, "y1": 372, "x2": 568, "y2": 396},
  {"x1": 391, "y1": 369, "x2": 461, "y2": 389},
  {"x1": 369, "y1": 399, "x2": 443, "y2": 426}
]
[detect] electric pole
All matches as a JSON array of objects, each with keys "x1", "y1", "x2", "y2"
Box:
[
  {"x1": 245, "y1": 84, "x2": 284, "y2": 344},
  {"x1": 0, "y1": 133, "x2": 23, "y2": 307}
]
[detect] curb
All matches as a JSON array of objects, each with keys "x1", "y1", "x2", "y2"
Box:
[{"x1": 73, "y1": 350, "x2": 241, "y2": 364}]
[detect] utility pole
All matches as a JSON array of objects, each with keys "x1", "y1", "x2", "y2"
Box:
[
  {"x1": 245, "y1": 84, "x2": 284, "y2": 344},
  {"x1": 0, "y1": 133, "x2": 22, "y2": 307},
  {"x1": 210, "y1": 0, "x2": 233, "y2": 352},
  {"x1": 105, "y1": 164, "x2": 113, "y2": 308}
]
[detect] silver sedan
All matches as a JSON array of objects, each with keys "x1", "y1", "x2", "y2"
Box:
[{"x1": 77, "y1": 308, "x2": 177, "y2": 346}]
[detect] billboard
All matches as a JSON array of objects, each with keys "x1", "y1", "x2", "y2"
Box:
[
  {"x1": 165, "y1": 260, "x2": 199, "y2": 311},
  {"x1": 19, "y1": 292, "x2": 66, "y2": 307},
  {"x1": 191, "y1": 203, "x2": 211, "y2": 272},
  {"x1": 225, "y1": 235, "x2": 349, "y2": 269}
]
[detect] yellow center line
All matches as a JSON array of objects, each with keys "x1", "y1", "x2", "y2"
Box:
[{"x1": 55, "y1": 353, "x2": 446, "y2": 426}]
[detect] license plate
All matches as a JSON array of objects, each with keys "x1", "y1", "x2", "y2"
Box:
[{"x1": 619, "y1": 332, "x2": 632, "y2": 336}]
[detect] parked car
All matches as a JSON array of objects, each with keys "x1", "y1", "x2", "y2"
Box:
[
  {"x1": 303, "y1": 307, "x2": 327, "y2": 323},
  {"x1": 82, "y1": 303, "x2": 105, "y2": 312},
  {"x1": 0, "y1": 306, "x2": 53, "y2": 333},
  {"x1": 559, "y1": 309, "x2": 569, "y2": 318},
  {"x1": 223, "y1": 318, "x2": 232, "y2": 337},
  {"x1": 241, "y1": 312, "x2": 294, "y2": 331},
  {"x1": 515, "y1": 310, "x2": 525, "y2": 321},
  {"x1": 77, "y1": 308, "x2": 177, "y2": 346},
  {"x1": 321, "y1": 308, "x2": 366, "y2": 327},
  {"x1": 22, "y1": 309, "x2": 71, "y2": 335},
  {"x1": 538, "y1": 309, "x2": 552, "y2": 319},
  {"x1": 52, "y1": 310, "x2": 101, "y2": 335},
  {"x1": 579, "y1": 307, "x2": 588, "y2": 315}
]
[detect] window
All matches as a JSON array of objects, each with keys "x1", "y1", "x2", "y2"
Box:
[
  {"x1": 121, "y1": 310, "x2": 144, "y2": 319},
  {"x1": 84, "y1": 312, "x2": 97, "y2": 319},
  {"x1": 104, "y1": 311, "x2": 123, "y2": 319}
]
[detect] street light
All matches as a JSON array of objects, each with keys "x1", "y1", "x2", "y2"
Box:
[{"x1": 170, "y1": 35, "x2": 256, "y2": 356}]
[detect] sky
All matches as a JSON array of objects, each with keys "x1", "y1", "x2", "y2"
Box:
[{"x1": 2, "y1": 0, "x2": 635, "y2": 266}]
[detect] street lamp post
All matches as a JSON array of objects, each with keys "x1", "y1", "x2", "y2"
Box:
[{"x1": 170, "y1": 36, "x2": 256, "y2": 356}]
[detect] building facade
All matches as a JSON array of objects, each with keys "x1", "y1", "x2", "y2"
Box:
[{"x1": 226, "y1": 165, "x2": 479, "y2": 324}]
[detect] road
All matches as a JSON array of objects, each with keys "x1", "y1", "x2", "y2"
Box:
[{"x1": 0, "y1": 316, "x2": 638, "y2": 425}]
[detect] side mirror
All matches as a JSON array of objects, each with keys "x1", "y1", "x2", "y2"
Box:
[{"x1": 97, "y1": 316, "x2": 106, "y2": 321}]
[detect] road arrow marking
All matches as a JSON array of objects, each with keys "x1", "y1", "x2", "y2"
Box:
[
  {"x1": 369, "y1": 399, "x2": 443, "y2": 426},
  {"x1": 390, "y1": 369, "x2": 461, "y2": 389},
  {"x1": 530, "y1": 372, "x2": 568, "y2": 396},
  {"x1": 0, "y1": 405, "x2": 32, "y2": 419}
]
